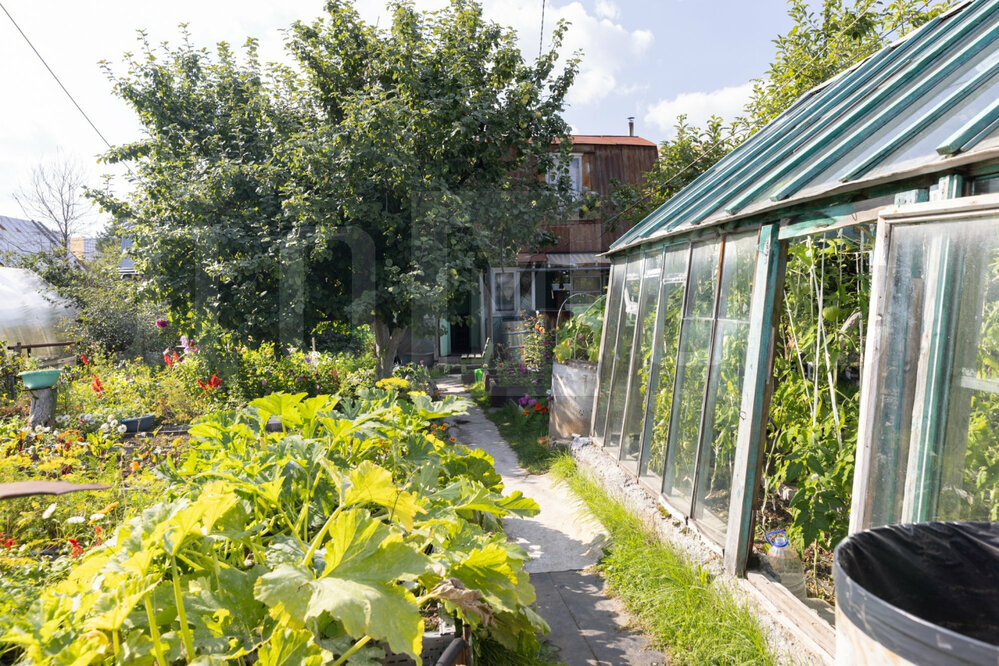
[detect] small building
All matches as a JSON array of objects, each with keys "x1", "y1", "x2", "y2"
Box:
[
  {"x1": 440, "y1": 132, "x2": 658, "y2": 358},
  {"x1": 590, "y1": 1, "x2": 999, "y2": 657}
]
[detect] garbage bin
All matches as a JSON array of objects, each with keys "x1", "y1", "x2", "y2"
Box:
[{"x1": 834, "y1": 522, "x2": 999, "y2": 665}]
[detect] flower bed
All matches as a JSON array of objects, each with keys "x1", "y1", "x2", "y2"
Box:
[{"x1": 0, "y1": 387, "x2": 549, "y2": 663}]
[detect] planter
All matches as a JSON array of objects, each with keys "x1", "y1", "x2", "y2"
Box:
[
  {"x1": 121, "y1": 414, "x2": 156, "y2": 433},
  {"x1": 548, "y1": 359, "x2": 597, "y2": 441},
  {"x1": 18, "y1": 369, "x2": 61, "y2": 390}
]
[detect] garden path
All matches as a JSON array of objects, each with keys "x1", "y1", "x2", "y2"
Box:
[{"x1": 437, "y1": 377, "x2": 669, "y2": 666}]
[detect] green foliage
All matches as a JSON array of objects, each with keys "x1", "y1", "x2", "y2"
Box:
[
  {"x1": 740, "y1": 0, "x2": 952, "y2": 134},
  {"x1": 613, "y1": 0, "x2": 948, "y2": 235},
  {"x1": 553, "y1": 297, "x2": 604, "y2": 363},
  {"x1": 551, "y1": 457, "x2": 774, "y2": 666},
  {"x1": 1, "y1": 389, "x2": 550, "y2": 663},
  {"x1": 470, "y1": 381, "x2": 555, "y2": 475},
  {"x1": 764, "y1": 229, "x2": 872, "y2": 557},
  {"x1": 610, "y1": 116, "x2": 739, "y2": 232},
  {"x1": 16, "y1": 247, "x2": 168, "y2": 359},
  {"x1": 93, "y1": 0, "x2": 578, "y2": 376}
]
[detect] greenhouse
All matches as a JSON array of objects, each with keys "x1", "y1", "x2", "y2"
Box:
[{"x1": 592, "y1": 0, "x2": 999, "y2": 597}]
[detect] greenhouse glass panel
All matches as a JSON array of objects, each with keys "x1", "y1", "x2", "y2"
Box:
[
  {"x1": 640, "y1": 246, "x2": 690, "y2": 484},
  {"x1": 594, "y1": 261, "x2": 626, "y2": 442},
  {"x1": 762, "y1": 225, "x2": 873, "y2": 598},
  {"x1": 692, "y1": 232, "x2": 758, "y2": 542},
  {"x1": 662, "y1": 241, "x2": 720, "y2": 513},
  {"x1": 867, "y1": 217, "x2": 999, "y2": 526},
  {"x1": 603, "y1": 256, "x2": 643, "y2": 452},
  {"x1": 620, "y1": 250, "x2": 664, "y2": 467}
]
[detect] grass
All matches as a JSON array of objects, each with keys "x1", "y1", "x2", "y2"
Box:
[
  {"x1": 467, "y1": 381, "x2": 559, "y2": 474},
  {"x1": 550, "y1": 456, "x2": 776, "y2": 666}
]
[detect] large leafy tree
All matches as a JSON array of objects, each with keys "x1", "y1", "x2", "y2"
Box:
[
  {"x1": 615, "y1": 0, "x2": 950, "y2": 233},
  {"x1": 95, "y1": 0, "x2": 577, "y2": 377}
]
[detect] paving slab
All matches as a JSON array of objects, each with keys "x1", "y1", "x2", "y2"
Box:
[{"x1": 437, "y1": 377, "x2": 669, "y2": 665}]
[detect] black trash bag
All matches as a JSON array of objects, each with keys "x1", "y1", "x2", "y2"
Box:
[{"x1": 834, "y1": 521, "x2": 999, "y2": 665}]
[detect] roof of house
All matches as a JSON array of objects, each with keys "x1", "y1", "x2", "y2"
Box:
[
  {"x1": 612, "y1": 0, "x2": 999, "y2": 252},
  {"x1": 0, "y1": 215, "x2": 60, "y2": 262},
  {"x1": 569, "y1": 135, "x2": 658, "y2": 148}
]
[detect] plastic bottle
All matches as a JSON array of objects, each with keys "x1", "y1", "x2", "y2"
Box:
[{"x1": 765, "y1": 529, "x2": 807, "y2": 599}]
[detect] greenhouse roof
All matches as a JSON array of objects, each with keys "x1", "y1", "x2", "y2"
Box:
[{"x1": 613, "y1": 0, "x2": 999, "y2": 252}]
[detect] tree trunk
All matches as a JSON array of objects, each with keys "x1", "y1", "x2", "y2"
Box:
[{"x1": 372, "y1": 318, "x2": 407, "y2": 380}]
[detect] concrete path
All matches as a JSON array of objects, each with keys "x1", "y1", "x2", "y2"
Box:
[{"x1": 437, "y1": 377, "x2": 669, "y2": 666}]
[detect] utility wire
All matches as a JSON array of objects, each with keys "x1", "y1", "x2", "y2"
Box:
[
  {"x1": 539, "y1": 0, "x2": 546, "y2": 58},
  {"x1": 0, "y1": 1, "x2": 113, "y2": 151}
]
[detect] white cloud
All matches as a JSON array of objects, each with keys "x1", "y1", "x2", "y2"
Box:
[
  {"x1": 594, "y1": 0, "x2": 620, "y2": 20},
  {"x1": 644, "y1": 82, "x2": 754, "y2": 138}
]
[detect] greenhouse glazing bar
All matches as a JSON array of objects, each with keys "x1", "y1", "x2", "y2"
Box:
[{"x1": 723, "y1": 223, "x2": 786, "y2": 575}]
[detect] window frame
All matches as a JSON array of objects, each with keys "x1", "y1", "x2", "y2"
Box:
[{"x1": 852, "y1": 189, "x2": 999, "y2": 532}]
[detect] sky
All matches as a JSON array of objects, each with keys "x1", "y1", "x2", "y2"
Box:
[{"x1": 0, "y1": 0, "x2": 795, "y2": 232}]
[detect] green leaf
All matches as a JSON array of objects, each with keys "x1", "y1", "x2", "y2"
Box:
[
  {"x1": 257, "y1": 627, "x2": 325, "y2": 666},
  {"x1": 342, "y1": 461, "x2": 422, "y2": 530},
  {"x1": 254, "y1": 564, "x2": 313, "y2": 629}
]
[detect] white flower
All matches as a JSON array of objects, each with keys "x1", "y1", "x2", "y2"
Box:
[
  {"x1": 100, "y1": 424, "x2": 109, "y2": 433},
  {"x1": 809, "y1": 473, "x2": 820, "y2": 482},
  {"x1": 66, "y1": 516, "x2": 85, "y2": 525},
  {"x1": 42, "y1": 503, "x2": 57, "y2": 519},
  {"x1": 117, "y1": 424, "x2": 127, "y2": 434},
  {"x1": 89, "y1": 513, "x2": 105, "y2": 522}
]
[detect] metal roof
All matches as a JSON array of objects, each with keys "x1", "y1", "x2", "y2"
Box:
[
  {"x1": 612, "y1": 0, "x2": 999, "y2": 252},
  {"x1": 0, "y1": 215, "x2": 60, "y2": 262}
]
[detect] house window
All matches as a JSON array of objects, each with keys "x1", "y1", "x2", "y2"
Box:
[
  {"x1": 547, "y1": 154, "x2": 583, "y2": 193},
  {"x1": 493, "y1": 272, "x2": 516, "y2": 313}
]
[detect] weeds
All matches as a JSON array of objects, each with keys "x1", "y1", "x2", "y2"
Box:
[
  {"x1": 469, "y1": 381, "x2": 558, "y2": 474},
  {"x1": 550, "y1": 456, "x2": 774, "y2": 666}
]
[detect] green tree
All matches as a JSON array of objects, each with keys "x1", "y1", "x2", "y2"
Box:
[
  {"x1": 609, "y1": 115, "x2": 737, "y2": 232},
  {"x1": 739, "y1": 0, "x2": 951, "y2": 134},
  {"x1": 94, "y1": 0, "x2": 578, "y2": 378},
  {"x1": 612, "y1": 0, "x2": 949, "y2": 237}
]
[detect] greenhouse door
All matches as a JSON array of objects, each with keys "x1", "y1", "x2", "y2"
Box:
[{"x1": 855, "y1": 195, "x2": 999, "y2": 530}]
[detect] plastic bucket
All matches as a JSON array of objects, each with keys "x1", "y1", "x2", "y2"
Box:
[
  {"x1": 834, "y1": 522, "x2": 999, "y2": 665},
  {"x1": 473, "y1": 368, "x2": 483, "y2": 383}
]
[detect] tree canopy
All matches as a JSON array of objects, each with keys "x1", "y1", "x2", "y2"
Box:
[
  {"x1": 95, "y1": 0, "x2": 578, "y2": 376},
  {"x1": 615, "y1": 0, "x2": 952, "y2": 231}
]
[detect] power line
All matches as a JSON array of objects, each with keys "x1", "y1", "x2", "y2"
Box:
[
  {"x1": 0, "y1": 1, "x2": 113, "y2": 151},
  {"x1": 539, "y1": 0, "x2": 546, "y2": 59}
]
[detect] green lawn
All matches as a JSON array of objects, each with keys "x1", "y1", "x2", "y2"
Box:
[
  {"x1": 468, "y1": 381, "x2": 559, "y2": 474},
  {"x1": 550, "y1": 456, "x2": 776, "y2": 666}
]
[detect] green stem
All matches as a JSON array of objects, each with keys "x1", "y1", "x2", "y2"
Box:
[
  {"x1": 143, "y1": 594, "x2": 168, "y2": 666},
  {"x1": 112, "y1": 628, "x2": 120, "y2": 658},
  {"x1": 332, "y1": 635, "x2": 372, "y2": 666},
  {"x1": 171, "y1": 556, "x2": 196, "y2": 660},
  {"x1": 302, "y1": 505, "x2": 342, "y2": 567}
]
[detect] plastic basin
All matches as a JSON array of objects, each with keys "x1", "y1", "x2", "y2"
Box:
[
  {"x1": 834, "y1": 521, "x2": 999, "y2": 665},
  {"x1": 18, "y1": 369, "x2": 62, "y2": 390}
]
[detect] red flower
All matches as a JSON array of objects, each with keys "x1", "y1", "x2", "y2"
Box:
[
  {"x1": 163, "y1": 350, "x2": 173, "y2": 367},
  {"x1": 80, "y1": 354, "x2": 88, "y2": 366},
  {"x1": 68, "y1": 538, "x2": 83, "y2": 558},
  {"x1": 90, "y1": 375, "x2": 103, "y2": 394},
  {"x1": 197, "y1": 373, "x2": 222, "y2": 391},
  {"x1": 172, "y1": 351, "x2": 180, "y2": 365}
]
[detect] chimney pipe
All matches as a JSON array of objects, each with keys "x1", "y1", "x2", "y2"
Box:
[{"x1": 627, "y1": 116, "x2": 635, "y2": 136}]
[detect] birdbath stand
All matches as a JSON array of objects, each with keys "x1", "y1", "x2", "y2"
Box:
[{"x1": 18, "y1": 369, "x2": 62, "y2": 428}]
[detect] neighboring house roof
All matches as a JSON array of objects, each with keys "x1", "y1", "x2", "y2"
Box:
[
  {"x1": 560, "y1": 135, "x2": 658, "y2": 148},
  {"x1": 613, "y1": 0, "x2": 999, "y2": 251},
  {"x1": 0, "y1": 215, "x2": 60, "y2": 262}
]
